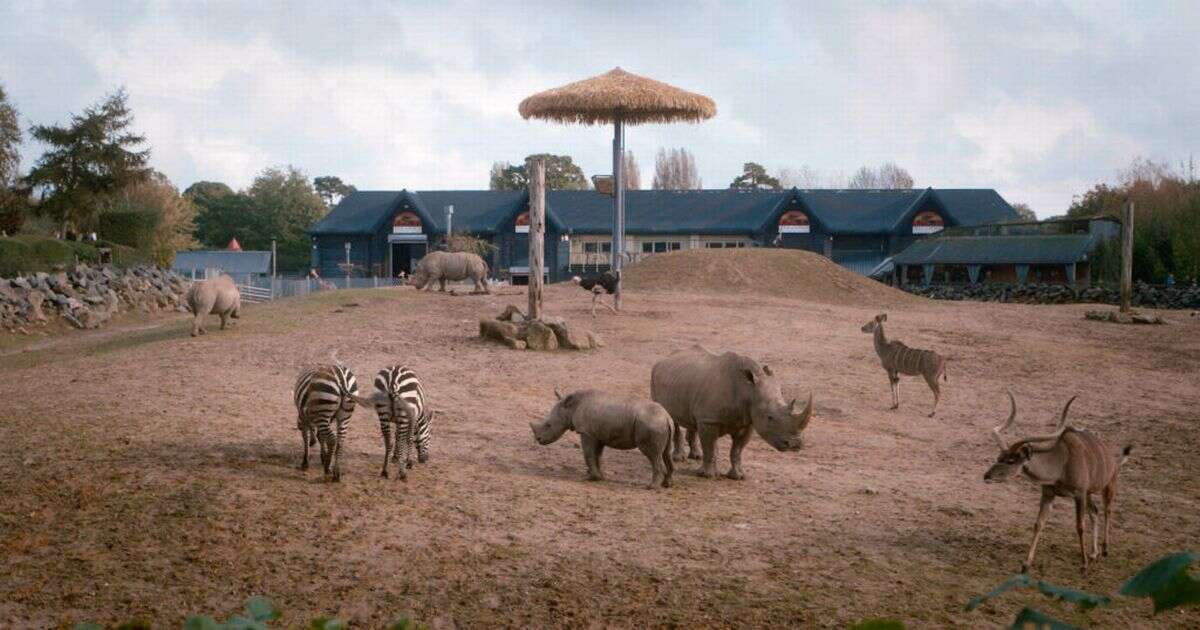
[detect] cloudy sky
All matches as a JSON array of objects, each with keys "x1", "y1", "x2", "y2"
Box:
[{"x1": 1, "y1": 1, "x2": 1197, "y2": 216}]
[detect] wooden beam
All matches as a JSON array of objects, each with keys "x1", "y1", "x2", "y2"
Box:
[
  {"x1": 528, "y1": 159, "x2": 545, "y2": 321},
  {"x1": 1121, "y1": 200, "x2": 1134, "y2": 313}
]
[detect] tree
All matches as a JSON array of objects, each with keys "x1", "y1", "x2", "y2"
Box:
[
  {"x1": 102, "y1": 172, "x2": 198, "y2": 266},
  {"x1": 313, "y1": 175, "x2": 356, "y2": 208},
  {"x1": 194, "y1": 190, "x2": 257, "y2": 251},
  {"x1": 247, "y1": 166, "x2": 326, "y2": 271},
  {"x1": 877, "y1": 162, "x2": 914, "y2": 189},
  {"x1": 622, "y1": 150, "x2": 641, "y2": 190},
  {"x1": 652, "y1": 147, "x2": 701, "y2": 190},
  {"x1": 729, "y1": 162, "x2": 781, "y2": 190},
  {"x1": 1067, "y1": 158, "x2": 1200, "y2": 282},
  {"x1": 777, "y1": 165, "x2": 824, "y2": 189},
  {"x1": 489, "y1": 154, "x2": 588, "y2": 191},
  {"x1": 1010, "y1": 202, "x2": 1037, "y2": 221},
  {"x1": 26, "y1": 88, "x2": 152, "y2": 236},
  {"x1": 183, "y1": 181, "x2": 234, "y2": 207},
  {"x1": 0, "y1": 83, "x2": 20, "y2": 188},
  {"x1": 846, "y1": 163, "x2": 914, "y2": 189}
]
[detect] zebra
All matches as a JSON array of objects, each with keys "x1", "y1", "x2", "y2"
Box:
[
  {"x1": 293, "y1": 364, "x2": 359, "y2": 482},
  {"x1": 861, "y1": 313, "x2": 947, "y2": 417},
  {"x1": 351, "y1": 365, "x2": 433, "y2": 480}
]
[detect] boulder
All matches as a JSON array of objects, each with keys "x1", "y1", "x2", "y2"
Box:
[
  {"x1": 547, "y1": 321, "x2": 597, "y2": 350},
  {"x1": 525, "y1": 320, "x2": 559, "y2": 351}
]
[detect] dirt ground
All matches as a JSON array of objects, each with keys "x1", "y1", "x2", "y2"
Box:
[{"x1": 1, "y1": 262, "x2": 1198, "y2": 628}]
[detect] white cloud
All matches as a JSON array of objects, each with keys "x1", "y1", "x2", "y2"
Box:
[{"x1": 1, "y1": 1, "x2": 1196, "y2": 217}]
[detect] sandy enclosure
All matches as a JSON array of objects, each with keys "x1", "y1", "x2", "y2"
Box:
[{"x1": 0, "y1": 279, "x2": 1198, "y2": 628}]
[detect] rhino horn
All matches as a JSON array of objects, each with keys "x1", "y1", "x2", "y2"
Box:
[
  {"x1": 554, "y1": 386, "x2": 564, "y2": 401},
  {"x1": 791, "y1": 392, "x2": 814, "y2": 430}
]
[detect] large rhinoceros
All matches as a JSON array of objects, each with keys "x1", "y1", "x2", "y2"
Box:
[
  {"x1": 184, "y1": 274, "x2": 241, "y2": 337},
  {"x1": 650, "y1": 345, "x2": 813, "y2": 480},
  {"x1": 409, "y1": 251, "x2": 490, "y2": 294}
]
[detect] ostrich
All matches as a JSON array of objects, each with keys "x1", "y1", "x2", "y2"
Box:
[{"x1": 572, "y1": 270, "x2": 619, "y2": 316}]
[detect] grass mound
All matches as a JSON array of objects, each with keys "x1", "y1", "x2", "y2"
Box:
[
  {"x1": 0, "y1": 234, "x2": 148, "y2": 276},
  {"x1": 622, "y1": 247, "x2": 918, "y2": 306}
]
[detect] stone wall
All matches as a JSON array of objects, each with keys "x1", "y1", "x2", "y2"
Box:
[
  {"x1": 902, "y1": 282, "x2": 1200, "y2": 310},
  {"x1": 0, "y1": 264, "x2": 190, "y2": 333}
]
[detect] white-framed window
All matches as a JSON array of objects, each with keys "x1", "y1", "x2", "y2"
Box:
[
  {"x1": 642, "y1": 241, "x2": 682, "y2": 254},
  {"x1": 583, "y1": 242, "x2": 612, "y2": 254},
  {"x1": 705, "y1": 241, "x2": 749, "y2": 249}
]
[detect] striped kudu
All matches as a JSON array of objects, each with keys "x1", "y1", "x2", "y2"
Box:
[
  {"x1": 861, "y1": 313, "x2": 947, "y2": 417},
  {"x1": 984, "y1": 392, "x2": 1133, "y2": 575}
]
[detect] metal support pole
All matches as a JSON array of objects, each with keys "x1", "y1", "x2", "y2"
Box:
[
  {"x1": 446, "y1": 205, "x2": 454, "y2": 241},
  {"x1": 612, "y1": 118, "x2": 625, "y2": 311},
  {"x1": 271, "y1": 239, "x2": 277, "y2": 299},
  {"x1": 344, "y1": 241, "x2": 351, "y2": 289},
  {"x1": 1120, "y1": 201, "x2": 1134, "y2": 313}
]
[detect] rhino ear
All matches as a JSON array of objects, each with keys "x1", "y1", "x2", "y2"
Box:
[
  {"x1": 561, "y1": 393, "x2": 580, "y2": 408},
  {"x1": 554, "y1": 387, "x2": 564, "y2": 401},
  {"x1": 762, "y1": 364, "x2": 774, "y2": 377},
  {"x1": 879, "y1": 313, "x2": 887, "y2": 322},
  {"x1": 743, "y1": 369, "x2": 757, "y2": 384}
]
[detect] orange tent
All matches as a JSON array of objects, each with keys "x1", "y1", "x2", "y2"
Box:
[{"x1": 226, "y1": 238, "x2": 242, "y2": 251}]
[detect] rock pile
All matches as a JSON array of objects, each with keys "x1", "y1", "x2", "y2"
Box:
[
  {"x1": 0, "y1": 264, "x2": 190, "y2": 333},
  {"x1": 479, "y1": 305, "x2": 603, "y2": 351},
  {"x1": 903, "y1": 282, "x2": 1200, "y2": 310}
]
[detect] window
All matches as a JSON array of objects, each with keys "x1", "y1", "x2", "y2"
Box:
[
  {"x1": 584, "y1": 242, "x2": 612, "y2": 253},
  {"x1": 705, "y1": 241, "x2": 748, "y2": 249},
  {"x1": 642, "y1": 241, "x2": 682, "y2": 253}
]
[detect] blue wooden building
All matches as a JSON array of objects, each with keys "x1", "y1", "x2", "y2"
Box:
[{"x1": 308, "y1": 187, "x2": 1016, "y2": 282}]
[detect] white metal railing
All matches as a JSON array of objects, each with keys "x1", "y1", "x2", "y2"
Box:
[{"x1": 238, "y1": 284, "x2": 273, "y2": 303}]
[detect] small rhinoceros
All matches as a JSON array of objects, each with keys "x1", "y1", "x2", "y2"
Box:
[
  {"x1": 409, "y1": 251, "x2": 490, "y2": 294},
  {"x1": 184, "y1": 274, "x2": 241, "y2": 337},
  {"x1": 651, "y1": 345, "x2": 813, "y2": 480},
  {"x1": 530, "y1": 388, "x2": 675, "y2": 489}
]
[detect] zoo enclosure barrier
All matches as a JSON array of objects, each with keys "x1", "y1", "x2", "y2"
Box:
[{"x1": 232, "y1": 274, "x2": 409, "y2": 302}]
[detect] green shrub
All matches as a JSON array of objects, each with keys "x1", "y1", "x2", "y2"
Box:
[{"x1": 0, "y1": 233, "x2": 157, "y2": 276}]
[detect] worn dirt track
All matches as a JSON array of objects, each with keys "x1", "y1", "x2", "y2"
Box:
[{"x1": 0, "y1": 278, "x2": 1198, "y2": 628}]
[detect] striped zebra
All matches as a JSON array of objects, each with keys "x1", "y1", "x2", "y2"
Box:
[
  {"x1": 352, "y1": 365, "x2": 432, "y2": 480},
  {"x1": 861, "y1": 313, "x2": 947, "y2": 417},
  {"x1": 293, "y1": 364, "x2": 360, "y2": 482}
]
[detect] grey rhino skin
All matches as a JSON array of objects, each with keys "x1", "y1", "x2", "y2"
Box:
[
  {"x1": 409, "y1": 251, "x2": 490, "y2": 294},
  {"x1": 185, "y1": 274, "x2": 241, "y2": 337},
  {"x1": 651, "y1": 345, "x2": 813, "y2": 480},
  {"x1": 530, "y1": 389, "x2": 674, "y2": 489}
]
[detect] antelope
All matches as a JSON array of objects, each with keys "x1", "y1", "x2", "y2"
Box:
[
  {"x1": 860, "y1": 313, "x2": 947, "y2": 416},
  {"x1": 984, "y1": 392, "x2": 1133, "y2": 575}
]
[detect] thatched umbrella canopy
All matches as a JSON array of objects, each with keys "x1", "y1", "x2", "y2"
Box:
[
  {"x1": 518, "y1": 67, "x2": 716, "y2": 125},
  {"x1": 519, "y1": 68, "x2": 716, "y2": 309}
]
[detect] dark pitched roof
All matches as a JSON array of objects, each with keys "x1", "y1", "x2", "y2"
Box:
[
  {"x1": 173, "y1": 250, "x2": 272, "y2": 274},
  {"x1": 548, "y1": 189, "x2": 789, "y2": 235},
  {"x1": 309, "y1": 191, "x2": 405, "y2": 235},
  {"x1": 310, "y1": 187, "x2": 1015, "y2": 237},
  {"x1": 408, "y1": 190, "x2": 535, "y2": 233},
  {"x1": 891, "y1": 234, "x2": 1096, "y2": 266}
]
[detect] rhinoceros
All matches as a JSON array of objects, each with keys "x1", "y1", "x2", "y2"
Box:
[
  {"x1": 184, "y1": 274, "x2": 241, "y2": 337},
  {"x1": 530, "y1": 388, "x2": 675, "y2": 489},
  {"x1": 409, "y1": 251, "x2": 490, "y2": 294},
  {"x1": 651, "y1": 345, "x2": 813, "y2": 480}
]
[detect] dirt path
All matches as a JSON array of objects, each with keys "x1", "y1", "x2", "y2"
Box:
[{"x1": 0, "y1": 284, "x2": 1197, "y2": 628}]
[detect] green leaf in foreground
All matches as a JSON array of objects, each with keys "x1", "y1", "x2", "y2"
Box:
[
  {"x1": 72, "y1": 624, "x2": 104, "y2": 630},
  {"x1": 1009, "y1": 607, "x2": 1078, "y2": 630},
  {"x1": 311, "y1": 617, "x2": 348, "y2": 630},
  {"x1": 1034, "y1": 580, "x2": 1110, "y2": 610},
  {"x1": 848, "y1": 619, "x2": 906, "y2": 629},
  {"x1": 245, "y1": 596, "x2": 281, "y2": 622},
  {"x1": 183, "y1": 617, "x2": 223, "y2": 630},
  {"x1": 966, "y1": 574, "x2": 1033, "y2": 611},
  {"x1": 1119, "y1": 551, "x2": 1200, "y2": 613}
]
